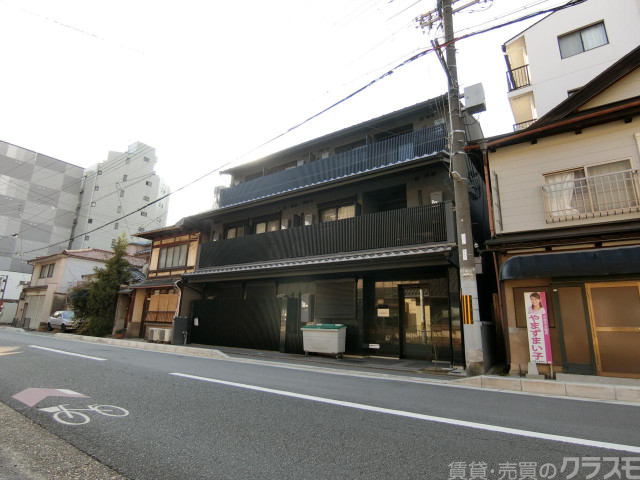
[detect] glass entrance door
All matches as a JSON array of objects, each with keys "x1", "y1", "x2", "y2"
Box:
[{"x1": 401, "y1": 286, "x2": 451, "y2": 363}]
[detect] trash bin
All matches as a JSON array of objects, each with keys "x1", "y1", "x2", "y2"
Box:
[
  {"x1": 172, "y1": 316, "x2": 191, "y2": 345},
  {"x1": 301, "y1": 324, "x2": 347, "y2": 358}
]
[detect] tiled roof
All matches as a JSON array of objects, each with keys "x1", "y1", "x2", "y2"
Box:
[
  {"x1": 65, "y1": 249, "x2": 147, "y2": 267},
  {"x1": 30, "y1": 248, "x2": 146, "y2": 268},
  {"x1": 129, "y1": 277, "x2": 179, "y2": 289},
  {"x1": 133, "y1": 225, "x2": 182, "y2": 237},
  {"x1": 129, "y1": 268, "x2": 147, "y2": 283},
  {"x1": 185, "y1": 244, "x2": 454, "y2": 277}
]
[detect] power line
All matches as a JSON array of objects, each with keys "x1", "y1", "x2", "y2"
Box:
[
  {"x1": 430, "y1": 0, "x2": 585, "y2": 39},
  {"x1": 0, "y1": 0, "x2": 144, "y2": 55},
  {"x1": 304, "y1": 0, "x2": 580, "y2": 123},
  {"x1": 3, "y1": 0, "x2": 589, "y2": 258},
  {"x1": 387, "y1": 0, "x2": 425, "y2": 21},
  {"x1": 6, "y1": 158, "x2": 223, "y2": 257},
  {"x1": 0, "y1": 145, "x2": 164, "y2": 260},
  {"x1": 0, "y1": 145, "x2": 158, "y2": 230},
  {"x1": 0, "y1": 144, "x2": 156, "y2": 215}
]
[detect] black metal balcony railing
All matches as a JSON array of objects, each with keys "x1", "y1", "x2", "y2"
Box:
[
  {"x1": 513, "y1": 119, "x2": 536, "y2": 131},
  {"x1": 219, "y1": 124, "x2": 448, "y2": 208},
  {"x1": 506, "y1": 65, "x2": 531, "y2": 92},
  {"x1": 198, "y1": 202, "x2": 454, "y2": 269}
]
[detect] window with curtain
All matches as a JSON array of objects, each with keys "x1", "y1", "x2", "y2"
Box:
[
  {"x1": 544, "y1": 169, "x2": 586, "y2": 219},
  {"x1": 158, "y1": 244, "x2": 188, "y2": 269},
  {"x1": 254, "y1": 219, "x2": 279, "y2": 234},
  {"x1": 558, "y1": 22, "x2": 608, "y2": 59},
  {"x1": 544, "y1": 160, "x2": 638, "y2": 220},
  {"x1": 586, "y1": 160, "x2": 637, "y2": 212},
  {"x1": 320, "y1": 204, "x2": 356, "y2": 222},
  {"x1": 224, "y1": 225, "x2": 245, "y2": 239}
]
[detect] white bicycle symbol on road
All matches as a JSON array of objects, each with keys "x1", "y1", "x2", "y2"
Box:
[{"x1": 39, "y1": 404, "x2": 129, "y2": 425}]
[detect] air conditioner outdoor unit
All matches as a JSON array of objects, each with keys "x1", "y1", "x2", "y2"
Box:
[
  {"x1": 148, "y1": 328, "x2": 160, "y2": 342},
  {"x1": 157, "y1": 329, "x2": 169, "y2": 343},
  {"x1": 162, "y1": 328, "x2": 173, "y2": 343}
]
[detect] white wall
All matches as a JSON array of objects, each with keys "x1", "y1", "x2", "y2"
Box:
[
  {"x1": 70, "y1": 142, "x2": 170, "y2": 250},
  {"x1": 60, "y1": 257, "x2": 107, "y2": 292},
  {"x1": 491, "y1": 121, "x2": 640, "y2": 234},
  {"x1": 0, "y1": 270, "x2": 30, "y2": 323},
  {"x1": 506, "y1": 0, "x2": 640, "y2": 119},
  {"x1": 0, "y1": 270, "x2": 31, "y2": 300}
]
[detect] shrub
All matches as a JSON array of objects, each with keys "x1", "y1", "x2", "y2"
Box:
[{"x1": 71, "y1": 233, "x2": 131, "y2": 337}]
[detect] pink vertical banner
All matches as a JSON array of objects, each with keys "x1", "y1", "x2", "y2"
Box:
[{"x1": 524, "y1": 291, "x2": 553, "y2": 364}]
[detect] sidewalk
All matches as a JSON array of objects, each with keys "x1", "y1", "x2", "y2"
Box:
[
  {"x1": 51, "y1": 331, "x2": 460, "y2": 381},
  {"x1": 4, "y1": 327, "x2": 640, "y2": 404},
  {"x1": 456, "y1": 374, "x2": 640, "y2": 403},
  {"x1": 213, "y1": 344, "x2": 464, "y2": 377},
  {"x1": 0, "y1": 401, "x2": 125, "y2": 479}
]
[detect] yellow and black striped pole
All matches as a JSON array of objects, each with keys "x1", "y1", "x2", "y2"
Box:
[{"x1": 462, "y1": 295, "x2": 473, "y2": 325}]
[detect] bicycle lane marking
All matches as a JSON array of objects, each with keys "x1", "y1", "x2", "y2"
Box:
[
  {"x1": 29, "y1": 345, "x2": 107, "y2": 361},
  {"x1": 12, "y1": 388, "x2": 129, "y2": 426},
  {"x1": 0, "y1": 346, "x2": 22, "y2": 356},
  {"x1": 39, "y1": 404, "x2": 130, "y2": 426},
  {"x1": 12, "y1": 388, "x2": 89, "y2": 407}
]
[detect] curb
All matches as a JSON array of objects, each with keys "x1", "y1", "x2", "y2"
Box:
[
  {"x1": 215, "y1": 349, "x2": 457, "y2": 377},
  {"x1": 7, "y1": 327, "x2": 639, "y2": 404},
  {"x1": 454, "y1": 375, "x2": 640, "y2": 403},
  {"x1": 0, "y1": 327, "x2": 26, "y2": 333},
  {"x1": 50, "y1": 333, "x2": 455, "y2": 385},
  {"x1": 52, "y1": 333, "x2": 230, "y2": 359}
]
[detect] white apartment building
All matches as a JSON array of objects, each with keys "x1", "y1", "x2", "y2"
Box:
[
  {"x1": 70, "y1": 142, "x2": 170, "y2": 251},
  {"x1": 503, "y1": 0, "x2": 640, "y2": 130}
]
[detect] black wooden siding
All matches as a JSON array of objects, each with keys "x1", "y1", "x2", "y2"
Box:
[{"x1": 198, "y1": 202, "x2": 453, "y2": 268}]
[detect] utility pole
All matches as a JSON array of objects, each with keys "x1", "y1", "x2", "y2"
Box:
[{"x1": 440, "y1": 0, "x2": 484, "y2": 375}]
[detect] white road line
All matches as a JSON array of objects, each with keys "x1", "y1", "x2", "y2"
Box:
[
  {"x1": 170, "y1": 372, "x2": 640, "y2": 454},
  {"x1": 29, "y1": 345, "x2": 106, "y2": 361}
]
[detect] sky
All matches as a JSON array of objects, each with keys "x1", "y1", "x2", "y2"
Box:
[{"x1": 0, "y1": 0, "x2": 570, "y2": 227}]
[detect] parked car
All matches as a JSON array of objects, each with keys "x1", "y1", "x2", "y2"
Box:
[{"x1": 47, "y1": 310, "x2": 79, "y2": 332}]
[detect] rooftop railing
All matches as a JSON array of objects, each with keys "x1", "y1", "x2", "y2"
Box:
[
  {"x1": 218, "y1": 124, "x2": 447, "y2": 208},
  {"x1": 513, "y1": 119, "x2": 536, "y2": 131}
]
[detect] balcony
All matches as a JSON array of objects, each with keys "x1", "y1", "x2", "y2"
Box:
[
  {"x1": 506, "y1": 65, "x2": 531, "y2": 92},
  {"x1": 198, "y1": 202, "x2": 455, "y2": 269},
  {"x1": 513, "y1": 119, "x2": 536, "y2": 131},
  {"x1": 218, "y1": 124, "x2": 447, "y2": 208},
  {"x1": 542, "y1": 169, "x2": 640, "y2": 223}
]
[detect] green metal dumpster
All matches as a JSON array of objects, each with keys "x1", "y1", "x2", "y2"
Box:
[{"x1": 301, "y1": 324, "x2": 347, "y2": 358}]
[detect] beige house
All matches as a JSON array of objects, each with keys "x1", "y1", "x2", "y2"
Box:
[
  {"x1": 475, "y1": 45, "x2": 640, "y2": 379},
  {"x1": 116, "y1": 224, "x2": 200, "y2": 341},
  {"x1": 15, "y1": 249, "x2": 146, "y2": 330}
]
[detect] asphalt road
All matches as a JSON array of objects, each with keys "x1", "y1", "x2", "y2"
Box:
[{"x1": 1, "y1": 329, "x2": 639, "y2": 480}]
